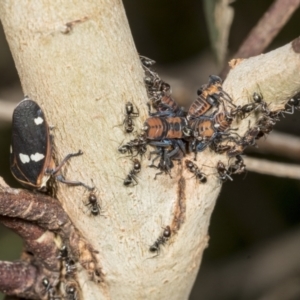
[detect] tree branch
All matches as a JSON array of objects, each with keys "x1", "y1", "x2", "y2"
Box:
[
  {"x1": 244, "y1": 157, "x2": 300, "y2": 179},
  {"x1": 220, "y1": 0, "x2": 300, "y2": 77},
  {"x1": 0, "y1": 178, "x2": 102, "y2": 287},
  {"x1": 1, "y1": 1, "x2": 300, "y2": 299},
  {"x1": 235, "y1": 0, "x2": 300, "y2": 59},
  {"x1": 256, "y1": 131, "x2": 300, "y2": 161}
]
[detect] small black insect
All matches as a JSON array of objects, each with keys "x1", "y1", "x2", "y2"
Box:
[
  {"x1": 149, "y1": 225, "x2": 171, "y2": 256},
  {"x1": 124, "y1": 159, "x2": 141, "y2": 186},
  {"x1": 86, "y1": 189, "x2": 102, "y2": 216},
  {"x1": 57, "y1": 245, "x2": 69, "y2": 261},
  {"x1": 57, "y1": 245, "x2": 76, "y2": 277},
  {"x1": 149, "y1": 147, "x2": 174, "y2": 179},
  {"x1": 123, "y1": 102, "x2": 139, "y2": 133},
  {"x1": 284, "y1": 93, "x2": 300, "y2": 114},
  {"x1": 185, "y1": 159, "x2": 207, "y2": 183},
  {"x1": 118, "y1": 133, "x2": 148, "y2": 157},
  {"x1": 42, "y1": 277, "x2": 51, "y2": 290},
  {"x1": 231, "y1": 91, "x2": 267, "y2": 119},
  {"x1": 65, "y1": 282, "x2": 78, "y2": 300},
  {"x1": 65, "y1": 258, "x2": 77, "y2": 277},
  {"x1": 140, "y1": 55, "x2": 156, "y2": 69},
  {"x1": 42, "y1": 278, "x2": 61, "y2": 300},
  {"x1": 10, "y1": 97, "x2": 92, "y2": 191},
  {"x1": 253, "y1": 92, "x2": 270, "y2": 116},
  {"x1": 216, "y1": 161, "x2": 233, "y2": 182},
  {"x1": 228, "y1": 155, "x2": 246, "y2": 175}
]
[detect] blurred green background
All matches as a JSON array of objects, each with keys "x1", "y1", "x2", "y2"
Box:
[{"x1": 1, "y1": 1, "x2": 300, "y2": 299}]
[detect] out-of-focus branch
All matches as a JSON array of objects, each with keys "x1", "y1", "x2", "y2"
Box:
[
  {"x1": 255, "y1": 131, "x2": 300, "y2": 161},
  {"x1": 236, "y1": 0, "x2": 300, "y2": 58},
  {"x1": 244, "y1": 157, "x2": 300, "y2": 179},
  {"x1": 220, "y1": 0, "x2": 300, "y2": 77},
  {"x1": 192, "y1": 226, "x2": 300, "y2": 299},
  {"x1": 0, "y1": 100, "x2": 16, "y2": 123}
]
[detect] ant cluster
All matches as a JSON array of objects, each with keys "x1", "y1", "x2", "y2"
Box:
[
  {"x1": 41, "y1": 246, "x2": 80, "y2": 299},
  {"x1": 42, "y1": 278, "x2": 61, "y2": 300},
  {"x1": 118, "y1": 55, "x2": 299, "y2": 185}
]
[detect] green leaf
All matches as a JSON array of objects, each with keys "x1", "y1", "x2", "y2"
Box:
[{"x1": 203, "y1": 0, "x2": 235, "y2": 66}]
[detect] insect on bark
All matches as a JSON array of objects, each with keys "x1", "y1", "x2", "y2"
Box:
[{"x1": 10, "y1": 97, "x2": 92, "y2": 191}]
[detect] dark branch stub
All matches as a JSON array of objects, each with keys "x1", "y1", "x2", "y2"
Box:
[
  {"x1": 0, "y1": 261, "x2": 41, "y2": 299},
  {"x1": 0, "y1": 181, "x2": 103, "y2": 299}
]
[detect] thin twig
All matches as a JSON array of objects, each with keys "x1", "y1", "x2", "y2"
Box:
[
  {"x1": 244, "y1": 157, "x2": 300, "y2": 179},
  {"x1": 236, "y1": 0, "x2": 300, "y2": 58},
  {"x1": 220, "y1": 0, "x2": 300, "y2": 78}
]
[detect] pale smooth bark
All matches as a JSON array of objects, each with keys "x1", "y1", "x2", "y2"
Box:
[
  {"x1": 0, "y1": 1, "x2": 216, "y2": 299},
  {"x1": 1, "y1": 1, "x2": 300, "y2": 299}
]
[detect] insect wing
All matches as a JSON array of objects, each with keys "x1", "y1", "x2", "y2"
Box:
[{"x1": 10, "y1": 99, "x2": 52, "y2": 188}]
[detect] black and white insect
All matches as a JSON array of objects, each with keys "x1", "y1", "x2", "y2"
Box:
[
  {"x1": 42, "y1": 278, "x2": 61, "y2": 300},
  {"x1": 10, "y1": 97, "x2": 92, "y2": 191}
]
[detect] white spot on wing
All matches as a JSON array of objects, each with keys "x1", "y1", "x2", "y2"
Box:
[
  {"x1": 30, "y1": 153, "x2": 45, "y2": 162},
  {"x1": 34, "y1": 116, "x2": 44, "y2": 125},
  {"x1": 19, "y1": 153, "x2": 30, "y2": 164},
  {"x1": 10, "y1": 145, "x2": 12, "y2": 154}
]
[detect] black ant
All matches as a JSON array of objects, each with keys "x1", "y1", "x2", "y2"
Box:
[
  {"x1": 148, "y1": 143, "x2": 183, "y2": 179},
  {"x1": 65, "y1": 282, "x2": 78, "y2": 300},
  {"x1": 149, "y1": 225, "x2": 171, "y2": 256},
  {"x1": 123, "y1": 102, "x2": 139, "y2": 133},
  {"x1": 284, "y1": 93, "x2": 300, "y2": 114},
  {"x1": 86, "y1": 189, "x2": 102, "y2": 216},
  {"x1": 228, "y1": 155, "x2": 246, "y2": 175},
  {"x1": 118, "y1": 133, "x2": 148, "y2": 157},
  {"x1": 42, "y1": 278, "x2": 61, "y2": 300},
  {"x1": 57, "y1": 245, "x2": 68, "y2": 261},
  {"x1": 57, "y1": 245, "x2": 76, "y2": 277},
  {"x1": 231, "y1": 91, "x2": 268, "y2": 119},
  {"x1": 216, "y1": 161, "x2": 233, "y2": 182},
  {"x1": 255, "y1": 115, "x2": 277, "y2": 139},
  {"x1": 185, "y1": 159, "x2": 207, "y2": 183},
  {"x1": 65, "y1": 258, "x2": 76, "y2": 277},
  {"x1": 124, "y1": 159, "x2": 141, "y2": 186},
  {"x1": 140, "y1": 55, "x2": 156, "y2": 69},
  {"x1": 225, "y1": 125, "x2": 260, "y2": 158}
]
